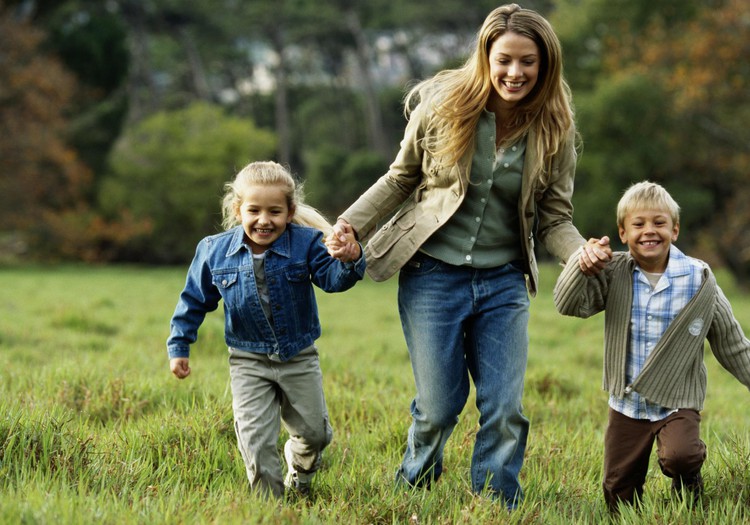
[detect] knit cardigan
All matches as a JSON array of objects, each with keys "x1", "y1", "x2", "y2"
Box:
[{"x1": 554, "y1": 248, "x2": 750, "y2": 410}]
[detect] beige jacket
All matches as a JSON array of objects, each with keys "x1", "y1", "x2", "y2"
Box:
[{"x1": 340, "y1": 106, "x2": 585, "y2": 294}]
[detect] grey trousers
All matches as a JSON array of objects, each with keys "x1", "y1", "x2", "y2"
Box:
[{"x1": 228, "y1": 346, "x2": 333, "y2": 497}]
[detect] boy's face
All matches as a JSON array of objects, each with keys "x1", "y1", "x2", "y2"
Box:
[
  {"x1": 619, "y1": 209, "x2": 679, "y2": 273},
  {"x1": 238, "y1": 184, "x2": 295, "y2": 254}
]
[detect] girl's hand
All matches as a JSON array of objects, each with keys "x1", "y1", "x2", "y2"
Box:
[
  {"x1": 579, "y1": 236, "x2": 611, "y2": 275},
  {"x1": 326, "y1": 230, "x2": 361, "y2": 263},
  {"x1": 170, "y1": 357, "x2": 191, "y2": 379},
  {"x1": 327, "y1": 220, "x2": 361, "y2": 262}
]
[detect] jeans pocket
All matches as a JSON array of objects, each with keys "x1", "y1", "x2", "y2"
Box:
[{"x1": 400, "y1": 251, "x2": 442, "y2": 276}]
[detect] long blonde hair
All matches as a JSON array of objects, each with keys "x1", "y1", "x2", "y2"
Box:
[
  {"x1": 406, "y1": 3, "x2": 575, "y2": 184},
  {"x1": 221, "y1": 161, "x2": 332, "y2": 236}
]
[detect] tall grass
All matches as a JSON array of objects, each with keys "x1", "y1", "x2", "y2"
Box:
[{"x1": 1, "y1": 263, "x2": 749, "y2": 524}]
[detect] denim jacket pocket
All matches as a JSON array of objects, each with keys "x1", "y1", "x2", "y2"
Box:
[{"x1": 212, "y1": 271, "x2": 240, "y2": 304}]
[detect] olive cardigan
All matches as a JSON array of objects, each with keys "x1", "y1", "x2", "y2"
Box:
[{"x1": 554, "y1": 248, "x2": 750, "y2": 410}]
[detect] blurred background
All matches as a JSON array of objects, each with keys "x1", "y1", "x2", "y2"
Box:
[{"x1": 1, "y1": 0, "x2": 748, "y2": 282}]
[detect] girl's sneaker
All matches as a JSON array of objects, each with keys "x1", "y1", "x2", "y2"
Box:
[{"x1": 284, "y1": 441, "x2": 313, "y2": 496}]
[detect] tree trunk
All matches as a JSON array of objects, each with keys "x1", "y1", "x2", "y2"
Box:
[
  {"x1": 345, "y1": 8, "x2": 389, "y2": 160},
  {"x1": 270, "y1": 27, "x2": 291, "y2": 168}
]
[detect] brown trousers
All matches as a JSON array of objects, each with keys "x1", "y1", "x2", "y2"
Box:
[{"x1": 602, "y1": 407, "x2": 706, "y2": 509}]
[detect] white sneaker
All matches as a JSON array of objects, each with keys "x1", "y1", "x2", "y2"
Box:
[{"x1": 284, "y1": 440, "x2": 313, "y2": 495}]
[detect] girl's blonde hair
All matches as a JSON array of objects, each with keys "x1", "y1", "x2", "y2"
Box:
[
  {"x1": 221, "y1": 161, "x2": 332, "y2": 236},
  {"x1": 617, "y1": 181, "x2": 681, "y2": 228},
  {"x1": 405, "y1": 3, "x2": 575, "y2": 184}
]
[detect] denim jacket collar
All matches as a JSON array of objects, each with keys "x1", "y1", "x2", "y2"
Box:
[{"x1": 225, "y1": 225, "x2": 292, "y2": 259}]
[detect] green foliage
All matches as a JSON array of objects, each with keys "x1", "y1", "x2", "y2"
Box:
[
  {"x1": 572, "y1": 73, "x2": 675, "y2": 242},
  {"x1": 102, "y1": 102, "x2": 276, "y2": 262},
  {"x1": 1, "y1": 264, "x2": 750, "y2": 523},
  {"x1": 305, "y1": 146, "x2": 384, "y2": 218}
]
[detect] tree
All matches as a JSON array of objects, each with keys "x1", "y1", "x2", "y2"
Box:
[
  {"x1": 0, "y1": 2, "x2": 93, "y2": 259},
  {"x1": 553, "y1": 0, "x2": 749, "y2": 282},
  {"x1": 102, "y1": 102, "x2": 276, "y2": 263}
]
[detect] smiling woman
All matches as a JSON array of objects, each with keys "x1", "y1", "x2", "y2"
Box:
[
  {"x1": 487, "y1": 32, "x2": 540, "y2": 142},
  {"x1": 327, "y1": 2, "x2": 612, "y2": 509}
]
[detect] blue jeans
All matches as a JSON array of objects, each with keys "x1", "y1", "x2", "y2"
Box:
[{"x1": 395, "y1": 252, "x2": 530, "y2": 508}]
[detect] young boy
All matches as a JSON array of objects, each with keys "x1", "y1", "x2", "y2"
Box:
[{"x1": 553, "y1": 181, "x2": 750, "y2": 511}]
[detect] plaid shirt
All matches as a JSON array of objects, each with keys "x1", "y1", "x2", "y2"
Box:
[{"x1": 609, "y1": 245, "x2": 704, "y2": 420}]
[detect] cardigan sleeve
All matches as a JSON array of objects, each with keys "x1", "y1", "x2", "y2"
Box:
[
  {"x1": 706, "y1": 281, "x2": 750, "y2": 391},
  {"x1": 553, "y1": 247, "x2": 610, "y2": 319}
]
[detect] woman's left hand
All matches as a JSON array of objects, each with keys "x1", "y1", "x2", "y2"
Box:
[{"x1": 579, "y1": 236, "x2": 612, "y2": 275}]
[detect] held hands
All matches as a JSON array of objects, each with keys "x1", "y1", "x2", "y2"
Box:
[
  {"x1": 326, "y1": 219, "x2": 361, "y2": 263},
  {"x1": 170, "y1": 357, "x2": 191, "y2": 379},
  {"x1": 579, "y1": 236, "x2": 612, "y2": 275}
]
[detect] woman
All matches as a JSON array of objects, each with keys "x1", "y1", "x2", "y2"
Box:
[{"x1": 330, "y1": 4, "x2": 609, "y2": 508}]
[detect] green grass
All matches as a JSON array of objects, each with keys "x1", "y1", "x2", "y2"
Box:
[{"x1": 1, "y1": 263, "x2": 749, "y2": 524}]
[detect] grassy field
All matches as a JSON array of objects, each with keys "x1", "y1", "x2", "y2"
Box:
[{"x1": 1, "y1": 263, "x2": 749, "y2": 524}]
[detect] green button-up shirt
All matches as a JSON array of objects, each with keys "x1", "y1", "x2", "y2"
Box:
[{"x1": 421, "y1": 110, "x2": 524, "y2": 267}]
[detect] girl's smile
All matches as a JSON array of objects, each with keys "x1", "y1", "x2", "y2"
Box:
[{"x1": 238, "y1": 184, "x2": 295, "y2": 254}]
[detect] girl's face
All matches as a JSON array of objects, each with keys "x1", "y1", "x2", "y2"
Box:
[
  {"x1": 618, "y1": 209, "x2": 679, "y2": 273},
  {"x1": 487, "y1": 31, "x2": 540, "y2": 112},
  {"x1": 238, "y1": 184, "x2": 294, "y2": 254}
]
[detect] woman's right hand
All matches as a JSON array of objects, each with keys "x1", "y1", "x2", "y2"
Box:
[
  {"x1": 327, "y1": 220, "x2": 357, "y2": 259},
  {"x1": 332, "y1": 219, "x2": 354, "y2": 243}
]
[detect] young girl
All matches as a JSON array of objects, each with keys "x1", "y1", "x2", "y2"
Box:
[{"x1": 167, "y1": 161, "x2": 364, "y2": 498}]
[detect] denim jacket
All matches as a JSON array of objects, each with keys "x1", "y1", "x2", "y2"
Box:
[{"x1": 167, "y1": 223, "x2": 366, "y2": 362}]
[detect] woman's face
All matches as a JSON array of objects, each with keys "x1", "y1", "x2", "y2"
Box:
[{"x1": 487, "y1": 31, "x2": 541, "y2": 111}]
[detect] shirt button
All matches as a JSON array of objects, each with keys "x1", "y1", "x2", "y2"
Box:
[
  {"x1": 512, "y1": 146, "x2": 517, "y2": 151},
  {"x1": 504, "y1": 163, "x2": 509, "y2": 168},
  {"x1": 475, "y1": 217, "x2": 481, "y2": 223},
  {"x1": 470, "y1": 236, "x2": 476, "y2": 242},
  {"x1": 481, "y1": 198, "x2": 486, "y2": 203},
  {"x1": 487, "y1": 179, "x2": 492, "y2": 184},
  {"x1": 465, "y1": 255, "x2": 472, "y2": 262},
  {"x1": 499, "y1": 148, "x2": 505, "y2": 153}
]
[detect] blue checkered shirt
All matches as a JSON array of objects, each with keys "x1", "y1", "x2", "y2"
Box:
[{"x1": 609, "y1": 245, "x2": 704, "y2": 420}]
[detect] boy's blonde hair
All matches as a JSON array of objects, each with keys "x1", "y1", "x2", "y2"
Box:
[
  {"x1": 221, "y1": 161, "x2": 332, "y2": 236},
  {"x1": 616, "y1": 181, "x2": 680, "y2": 228}
]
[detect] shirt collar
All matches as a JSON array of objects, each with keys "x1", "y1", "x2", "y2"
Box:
[{"x1": 629, "y1": 244, "x2": 690, "y2": 278}]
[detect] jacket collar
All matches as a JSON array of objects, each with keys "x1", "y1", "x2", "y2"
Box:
[{"x1": 225, "y1": 225, "x2": 293, "y2": 258}]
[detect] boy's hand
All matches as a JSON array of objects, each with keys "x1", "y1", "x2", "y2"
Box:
[
  {"x1": 579, "y1": 236, "x2": 612, "y2": 275},
  {"x1": 170, "y1": 357, "x2": 191, "y2": 379}
]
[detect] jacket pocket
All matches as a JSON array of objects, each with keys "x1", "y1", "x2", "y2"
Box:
[
  {"x1": 212, "y1": 271, "x2": 240, "y2": 305},
  {"x1": 367, "y1": 203, "x2": 417, "y2": 258}
]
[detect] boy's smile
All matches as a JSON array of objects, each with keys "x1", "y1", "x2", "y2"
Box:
[{"x1": 619, "y1": 209, "x2": 679, "y2": 273}]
